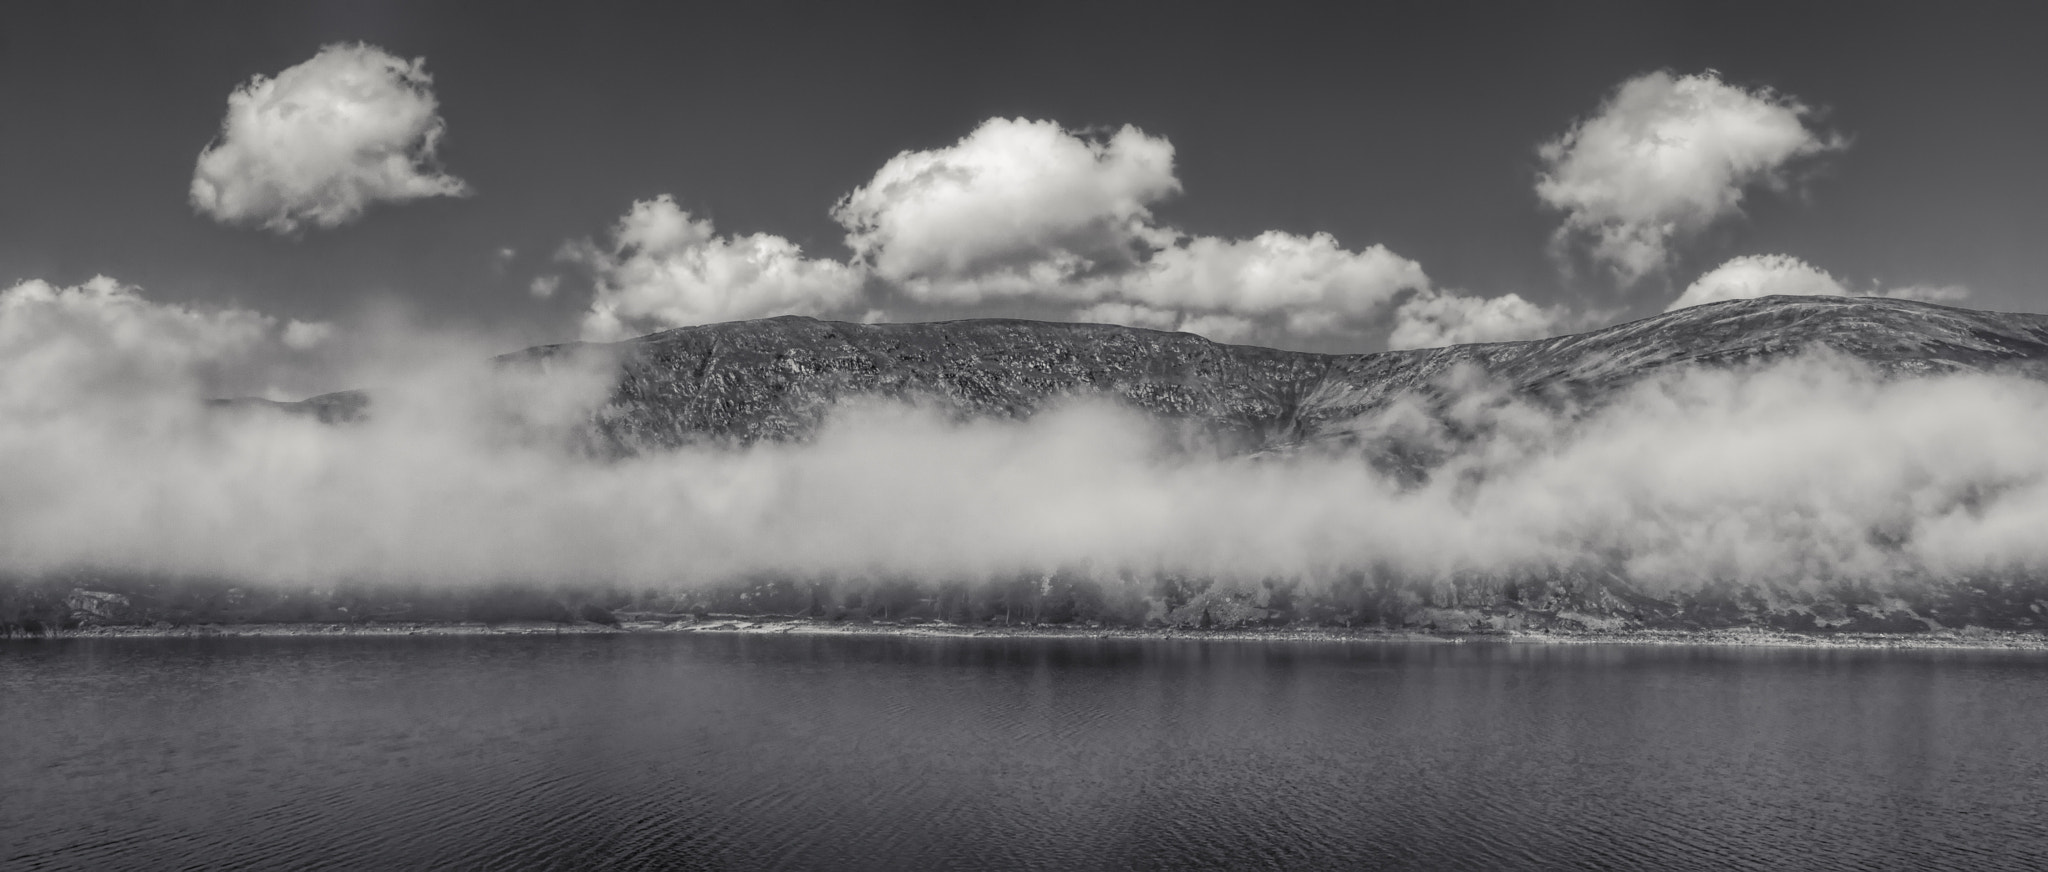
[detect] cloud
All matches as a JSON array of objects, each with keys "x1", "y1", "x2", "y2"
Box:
[
  {"x1": 9, "y1": 296, "x2": 2048, "y2": 596},
  {"x1": 190, "y1": 42, "x2": 470, "y2": 234},
  {"x1": 1668, "y1": 254, "x2": 1972, "y2": 311},
  {"x1": 0, "y1": 277, "x2": 287, "y2": 415},
  {"x1": 828, "y1": 119, "x2": 1429, "y2": 340},
  {"x1": 529, "y1": 275, "x2": 561, "y2": 299},
  {"x1": 1667, "y1": 254, "x2": 1846, "y2": 310},
  {"x1": 0, "y1": 276, "x2": 348, "y2": 419},
  {"x1": 555, "y1": 116, "x2": 1488, "y2": 349},
  {"x1": 1875, "y1": 284, "x2": 1972, "y2": 305},
  {"x1": 1537, "y1": 71, "x2": 1845, "y2": 286},
  {"x1": 1123, "y1": 231, "x2": 1431, "y2": 336},
  {"x1": 1068, "y1": 232, "x2": 1432, "y2": 344},
  {"x1": 565, "y1": 195, "x2": 865, "y2": 341},
  {"x1": 1073, "y1": 302, "x2": 1260, "y2": 344},
  {"x1": 832, "y1": 117, "x2": 1180, "y2": 302},
  {"x1": 1387, "y1": 291, "x2": 1564, "y2": 350},
  {"x1": 0, "y1": 276, "x2": 2044, "y2": 599},
  {"x1": 282, "y1": 319, "x2": 335, "y2": 350}
]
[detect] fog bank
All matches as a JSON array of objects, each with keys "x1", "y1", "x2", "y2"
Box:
[{"x1": 6, "y1": 279, "x2": 2048, "y2": 595}]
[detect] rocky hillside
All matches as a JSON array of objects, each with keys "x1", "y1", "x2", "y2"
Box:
[
  {"x1": 15, "y1": 295, "x2": 2048, "y2": 638},
  {"x1": 284, "y1": 294, "x2": 2048, "y2": 453}
]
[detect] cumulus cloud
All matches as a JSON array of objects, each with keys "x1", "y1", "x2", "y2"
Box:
[
  {"x1": 1066, "y1": 231, "x2": 1434, "y2": 344},
  {"x1": 1123, "y1": 231, "x2": 1431, "y2": 336},
  {"x1": 282, "y1": 319, "x2": 335, "y2": 350},
  {"x1": 565, "y1": 195, "x2": 865, "y2": 341},
  {"x1": 557, "y1": 116, "x2": 1505, "y2": 348},
  {"x1": 832, "y1": 117, "x2": 1179, "y2": 302},
  {"x1": 1387, "y1": 291, "x2": 1564, "y2": 350},
  {"x1": 1537, "y1": 70, "x2": 1845, "y2": 286},
  {"x1": 1668, "y1": 254, "x2": 1847, "y2": 310},
  {"x1": 0, "y1": 276, "x2": 289, "y2": 415},
  {"x1": 1883, "y1": 284, "x2": 1973, "y2": 305},
  {"x1": 826, "y1": 118, "x2": 1434, "y2": 340},
  {"x1": 190, "y1": 43, "x2": 470, "y2": 234},
  {"x1": 1668, "y1": 254, "x2": 1972, "y2": 312}
]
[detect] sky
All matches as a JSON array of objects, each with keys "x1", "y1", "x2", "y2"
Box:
[
  {"x1": 10, "y1": 0, "x2": 2048, "y2": 590},
  {"x1": 4, "y1": 0, "x2": 2046, "y2": 360}
]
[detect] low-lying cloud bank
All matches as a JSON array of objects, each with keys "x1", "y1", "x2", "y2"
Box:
[{"x1": 6, "y1": 279, "x2": 2048, "y2": 602}]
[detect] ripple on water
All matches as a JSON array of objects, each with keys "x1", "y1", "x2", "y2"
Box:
[{"x1": 3, "y1": 635, "x2": 2045, "y2": 870}]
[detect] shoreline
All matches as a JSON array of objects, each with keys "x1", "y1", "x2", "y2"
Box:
[{"x1": 13, "y1": 617, "x2": 2048, "y2": 651}]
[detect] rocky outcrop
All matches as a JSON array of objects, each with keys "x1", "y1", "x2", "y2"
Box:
[{"x1": 63, "y1": 589, "x2": 133, "y2": 624}]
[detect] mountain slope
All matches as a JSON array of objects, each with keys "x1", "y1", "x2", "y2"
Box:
[
  {"x1": 35, "y1": 294, "x2": 2045, "y2": 636},
  {"x1": 463, "y1": 295, "x2": 2048, "y2": 454}
]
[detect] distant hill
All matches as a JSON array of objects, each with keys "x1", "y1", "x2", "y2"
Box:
[
  {"x1": 17, "y1": 295, "x2": 2045, "y2": 638},
  {"x1": 270, "y1": 294, "x2": 2048, "y2": 453}
]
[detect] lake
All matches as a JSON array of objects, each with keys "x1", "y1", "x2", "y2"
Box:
[{"x1": 3, "y1": 633, "x2": 2044, "y2": 870}]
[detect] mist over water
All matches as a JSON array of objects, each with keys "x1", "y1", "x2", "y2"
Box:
[{"x1": 9, "y1": 278, "x2": 2048, "y2": 596}]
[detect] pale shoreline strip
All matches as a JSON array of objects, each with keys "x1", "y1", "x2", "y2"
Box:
[{"x1": 12, "y1": 619, "x2": 2048, "y2": 651}]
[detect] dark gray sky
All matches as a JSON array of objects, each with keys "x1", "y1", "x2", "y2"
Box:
[{"x1": 3, "y1": 0, "x2": 2044, "y2": 349}]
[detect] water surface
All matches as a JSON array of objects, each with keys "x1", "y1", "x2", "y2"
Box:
[{"x1": 3, "y1": 634, "x2": 2043, "y2": 870}]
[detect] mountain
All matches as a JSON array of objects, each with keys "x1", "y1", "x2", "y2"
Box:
[
  {"x1": 283, "y1": 294, "x2": 2048, "y2": 454},
  {"x1": 17, "y1": 294, "x2": 2048, "y2": 638}
]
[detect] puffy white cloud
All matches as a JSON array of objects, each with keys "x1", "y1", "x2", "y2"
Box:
[
  {"x1": 0, "y1": 276, "x2": 299, "y2": 415},
  {"x1": 190, "y1": 43, "x2": 470, "y2": 234},
  {"x1": 1877, "y1": 284, "x2": 1972, "y2": 305},
  {"x1": 1125, "y1": 231, "x2": 1430, "y2": 335},
  {"x1": 1068, "y1": 232, "x2": 1432, "y2": 344},
  {"x1": 1537, "y1": 71, "x2": 1844, "y2": 286},
  {"x1": 832, "y1": 117, "x2": 1180, "y2": 302},
  {"x1": 826, "y1": 118, "x2": 1434, "y2": 340},
  {"x1": 1387, "y1": 291, "x2": 1565, "y2": 350},
  {"x1": 1667, "y1": 254, "x2": 1846, "y2": 310},
  {"x1": 529, "y1": 275, "x2": 561, "y2": 299},
  {"x1": 558, "y1": 117, "x2": 1459, "y2": 347},
  {"x1": 1668, "y1": 254, "x2": 1971, "y2": 312},
  {"x1": 567, "y1": 195, "x2": 865, "y2": 341},
  {"x1": 282, "y1": 319, "x2": 335, "y2": 350}
]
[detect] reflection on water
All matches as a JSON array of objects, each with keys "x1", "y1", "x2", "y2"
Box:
[{"x1": 3, "y1": 635, "x2": 2044, "y2": 870}]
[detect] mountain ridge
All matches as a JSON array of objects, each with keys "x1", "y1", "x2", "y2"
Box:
[
  {"x1": 19, "y1": 293, "x2": 2047, "y2": 638},
  {"x1": 382, "y1": 294, "x2": 2048, "y2": 453}
]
